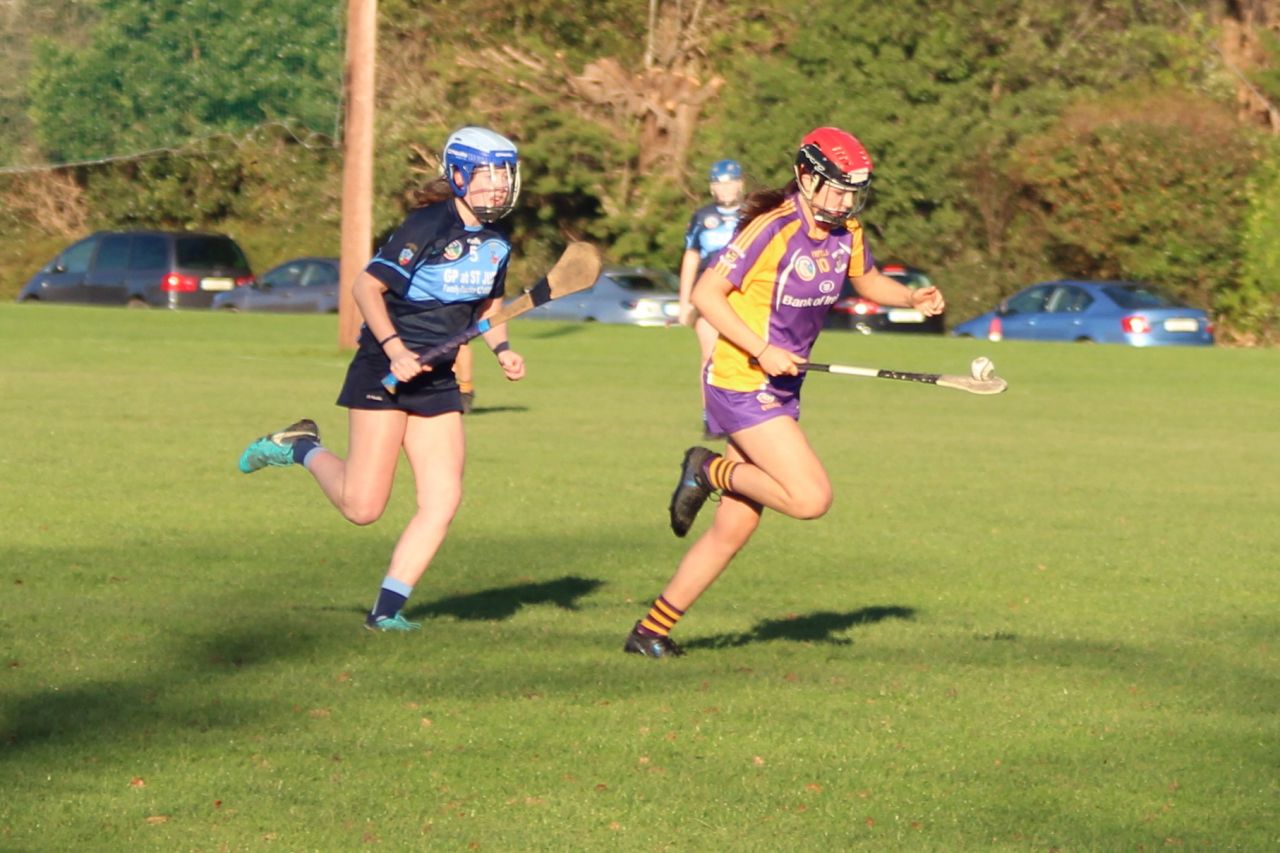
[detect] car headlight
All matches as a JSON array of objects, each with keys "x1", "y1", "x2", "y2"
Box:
[{"x1": 623, "y1": 298, "x2": 664, "y2": 317}]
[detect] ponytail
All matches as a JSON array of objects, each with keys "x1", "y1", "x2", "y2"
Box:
[
  {"x1": 734, "y1": 179, "x2": 799, "y2": 236},
  {"x1": 411, "y1": 177, "x2": 454, "y2": 208}
]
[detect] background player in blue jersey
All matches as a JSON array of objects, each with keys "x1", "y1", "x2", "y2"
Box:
[
  {"x1": 238, "y1": 126, "x2": 525, "y2": 632},
  {"x1": 679, "y1": 159, "x2": 744, "y2": 420}
]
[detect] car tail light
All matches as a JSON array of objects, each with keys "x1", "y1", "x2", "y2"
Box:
[
  {"x1": 161, "y1": 273, "x2": 199, "y2": 292},
  {"x1": 833, "y1": 297, "x2": 880, "y2": 315},
  {"x1": 1121, "y1": 315, "x2": 1150, "y2": 334},
  {"x1": 234, "y1": 275, "x2": 255, "y2": 287}
]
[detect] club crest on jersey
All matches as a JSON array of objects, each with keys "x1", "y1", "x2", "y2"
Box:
[
  {"x1": 398, "y1": 244, "x2": 418, "y2": 266},
  {"x1": 795, "y1": 256, "x2": 817, "y2": 282},
  {"x1": 703, "y1": 214, "x2": 722, "y2": 229},
  {"x1": 443, "y1": 240, "x2": 465, "y2": 261}
]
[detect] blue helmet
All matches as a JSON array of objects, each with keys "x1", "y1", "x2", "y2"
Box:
[
  {"x1": 708, "y1": 159, "x2": 742, "y2": 183},
  {"x1": 442, "y1": 126, "x2": 521, "y2": 222}
]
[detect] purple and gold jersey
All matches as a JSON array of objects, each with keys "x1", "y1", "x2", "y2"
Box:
[{"x1": 707, "y1": 194, "x2": 874, "y2": 392}]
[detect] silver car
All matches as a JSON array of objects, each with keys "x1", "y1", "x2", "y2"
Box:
[
  {"x1": 212, "y1": 256, "x2": 340, "y2": 313},
  {"x1": 529, "y1": 266, "x2": 680, "y2": 326}
]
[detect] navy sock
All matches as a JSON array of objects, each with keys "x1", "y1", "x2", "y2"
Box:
[
  {"x1": 291, "y1": 437, "x2": 320, "y2": 465},
  {"x1": 370, "y1": 576, "x2": 414, "y2": 621}
]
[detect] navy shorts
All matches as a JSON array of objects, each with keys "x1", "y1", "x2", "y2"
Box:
[{"x1": 336, "y1": 343, "x2": 462, "y2": 417}]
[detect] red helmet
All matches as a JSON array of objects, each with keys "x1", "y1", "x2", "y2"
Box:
[{"x1": 794, "y1": 127, "x2": 873, "y2": 224}]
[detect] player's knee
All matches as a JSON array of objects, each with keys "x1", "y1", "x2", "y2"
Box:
[
  {"x1": 341, "y1": 500, "x2": 386, "y2": 527},
  {"x1": 790, "y1": 488, "x2": 833, "y2": 520}
]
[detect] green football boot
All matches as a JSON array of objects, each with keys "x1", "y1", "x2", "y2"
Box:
[
  {"x1": 238, "y1": 418, "x2": 319, "y2": 474},
  {"x1": 364, "y1": 613, "x2": 422, "y2": 632}
]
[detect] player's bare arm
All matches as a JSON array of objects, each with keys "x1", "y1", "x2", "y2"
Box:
[
  {"x1": 850, "y1": 267, "x2": 945, "y2": 315},
  {"x1": 691, "y1": 269, "x2": 804, "y2": 377},
  {"x1": 353, "y1": 271, "x2": 427, "y2": 380},
  {"x1": 476, "y1": 296, "x2": 525, "y2": 381}
]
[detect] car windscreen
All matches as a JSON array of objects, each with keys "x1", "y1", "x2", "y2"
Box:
[
  {"x1": 1102, "y1": 284, "x2": 1180, "y2": 309},
  {"x1": 176, "y1": 237, "x2": 249, "y2": 270},
  {"x1": 611, "y1": 272, "x2": 678, "y2": 293}
]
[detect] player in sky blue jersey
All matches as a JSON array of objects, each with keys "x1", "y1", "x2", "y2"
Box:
[
  {"x1": 238, "y1": 127, "x2": 526, "y2": 633},
  {"x1": 679, "y1": 159, "x2": 744, "y2": 430}
]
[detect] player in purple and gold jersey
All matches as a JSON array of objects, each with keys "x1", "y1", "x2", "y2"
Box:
[{"x1": 625, "y1": 127, "x2": 945, "y2": 658}]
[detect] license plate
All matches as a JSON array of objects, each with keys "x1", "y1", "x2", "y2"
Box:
[
  {"x1": 201, "y1": 277, "x2": 234, "y2": 291},
  {"x1": 1163, "y1": 318, "x2": 1199, "y2": 333},
  {"x1": 887, "y1": 308, "x2": 924, "y2": 323}
]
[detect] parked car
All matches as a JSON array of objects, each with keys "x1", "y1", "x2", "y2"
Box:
[
  {"x1": 951, "y1": 280, "x2": 1214, "y2": 346},
  {"x1": 528, "y1": 266, "x2": 680, "y2": 326},
  {"x1": 17, "y1": 230, "x2": 255, "y2": 309},
  {"x1": 213, "y1": 256, "x2": 340, "y2": 313},
  {"x1": 824, "y1": 263, "x2": 944, "y2": 334}
]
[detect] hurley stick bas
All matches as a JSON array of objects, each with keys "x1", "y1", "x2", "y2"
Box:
[
  {"x1": 802, "y1": 355, "x2": 1008, "y2": 395},
  {"x1": 382, "y1": 241, "x2": 602, "y2": 393}
]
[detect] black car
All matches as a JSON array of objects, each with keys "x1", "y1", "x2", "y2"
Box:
[
  {"x1": 824, "y1": 263, "x2": 944, "y2": 334},
  {"x1": 17, "y1": 230, "x2": 255, "y2": 309},
  {"x1": 213, "y1": 257, "x2": 340, "y2": 313}
]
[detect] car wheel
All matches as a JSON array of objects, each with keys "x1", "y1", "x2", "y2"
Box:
[
  {"x1": 1074, "y1": 336, "x2": 1094, "y2": 343},
  {"x1": 126, "y1": 297, "x2": 150, "y2": 309}
]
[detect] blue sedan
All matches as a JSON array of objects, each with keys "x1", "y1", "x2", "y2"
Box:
[{"x1": 952, "y1": 280, "x2": 1214, "y2": 346}]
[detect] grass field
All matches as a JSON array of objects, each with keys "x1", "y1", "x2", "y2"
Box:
[{"x1": 1, "y1": 302, "x2": 1277, "y2": 851}]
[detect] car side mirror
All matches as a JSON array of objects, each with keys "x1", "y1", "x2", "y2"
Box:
[
  {"x1": 996, "y1": 302, "x2": 1009, "y2": 316},
  {"x1": 52, "y1": 262, "x2": 68, "y2": 273}
]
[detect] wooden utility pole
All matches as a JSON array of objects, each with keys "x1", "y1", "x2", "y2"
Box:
[{"x1": 338, "y1": 0, "x2": 376, "y2": 349}]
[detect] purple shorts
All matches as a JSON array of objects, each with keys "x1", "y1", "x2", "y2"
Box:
[{"x1": 704, "y1": 380, "x2": 801, "y2": 436}]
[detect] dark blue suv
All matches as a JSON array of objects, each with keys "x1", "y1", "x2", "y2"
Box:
[{"x1": 17, "y1": 230, "x2": 255, "y2": 309}]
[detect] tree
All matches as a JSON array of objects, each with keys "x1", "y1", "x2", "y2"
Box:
[
  {"x1": 27, "y1": 0, "x2": 341, "y2": 162},
  {"x1": 1010, "y1": 90, "x2": 1261, "y2": 313}
]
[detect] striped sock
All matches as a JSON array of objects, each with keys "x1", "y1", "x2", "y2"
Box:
[
  {"x1": 704, "y1": 455, "x2": 739, "y2": 493},
  {"x1": 371, "y1": 576, "x2": 414, "y2": 620},
  {"x1": 638, "y1": 595, "x2": 685, "y2": 638}
]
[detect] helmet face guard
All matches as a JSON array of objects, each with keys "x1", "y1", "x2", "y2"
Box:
[
  {"x1": 443, "y1": 127, "x2": 521, "y2": 223},
  {"x1": 793, "y1": 127, "x2": 873, "y2": 225}
]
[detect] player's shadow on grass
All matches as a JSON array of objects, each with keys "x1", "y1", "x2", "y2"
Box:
[
  {"x1": 405, "y1": 575, "x2": 604, "y2": 622},
  {"x1": 465, "y1": 404, "x2": 529, "y2": 416},
  {"x1": 684, "y1": 606, "x2": 915, "y2": 649}
]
